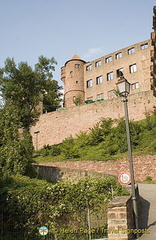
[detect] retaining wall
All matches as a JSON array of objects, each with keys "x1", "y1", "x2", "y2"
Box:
[
  {"x1": 30, "y1": 90, "x2": 156, "y2": 149},
  {"x1": 35, "y1": 155, "x2": 156, "y2": 182}
]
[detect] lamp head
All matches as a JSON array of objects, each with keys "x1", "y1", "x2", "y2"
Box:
[{"x1": 116, "y1": 75, "x2": 130, "y2": 98}]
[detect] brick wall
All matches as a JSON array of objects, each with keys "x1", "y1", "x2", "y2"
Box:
[
  {"x1": 108, "y1": 196, "x2": 134, "y2": 240},
  {"x1": 35, "y1": 155, "x2": 156, "y2": 182},
  {"x1": 30, "y1": 90, "x2": 155, "y2": 149}
]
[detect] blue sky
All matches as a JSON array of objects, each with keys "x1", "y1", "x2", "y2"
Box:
[{"x1": 0, "y1": 0, "x2": 155, "y2": 86}]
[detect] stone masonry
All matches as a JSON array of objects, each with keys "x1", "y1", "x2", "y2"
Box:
[
  {"x1": 35, "y1": 155, "x2": 156, "y2": 182},
  {"x1": 108, "y1": 196, "x2": 135, "y2": 240},
  {"x1": 30, "y1": 90, "x2": 155, "y2": 149}
]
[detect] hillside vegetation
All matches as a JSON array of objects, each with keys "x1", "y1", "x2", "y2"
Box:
[{"x1": 34, "y1": 109, "x2": 156, "y2": 163}]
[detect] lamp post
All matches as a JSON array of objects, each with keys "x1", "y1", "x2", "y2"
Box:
[
  {"x1": 34, "y1": 131, "x2": 40, "y2": 151},
  {"x1": 116, "y1": 74, "x2": 139, "y2": 239}
]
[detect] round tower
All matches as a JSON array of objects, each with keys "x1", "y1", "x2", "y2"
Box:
[{"x1": 61, "y1": 55, "x2": 86, "y2": 108}]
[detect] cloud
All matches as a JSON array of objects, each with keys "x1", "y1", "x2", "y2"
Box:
[{"x1": 82, "y1": 47, "x2": 104, "y2": 60}]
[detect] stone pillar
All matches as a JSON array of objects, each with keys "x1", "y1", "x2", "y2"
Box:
[{"x1": 108, "y1": 196, "x2": 134, "y2": 240}]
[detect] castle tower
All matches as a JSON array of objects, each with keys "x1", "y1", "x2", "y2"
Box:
[{"x1": 61, "y1": 54, "x2": 86, "y2": 107}]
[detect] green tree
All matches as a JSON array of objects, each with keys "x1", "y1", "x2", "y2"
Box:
[
  {"x1": 0, "y1": 104, "x2": 34, "y2": 176},
  {"x1": 35, "y1": 55, "x2": 62, "y2": 113},
  {"x1": 0, "y1": 56, "x2": 62, "y2": 130},
  {"x1": 0, "y1": 55, "x2": 61, "y2": 176}
]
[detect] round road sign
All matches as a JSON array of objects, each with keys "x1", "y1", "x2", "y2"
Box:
[
  {"x1": 39, "y1": 226, "x2": 48, "y2": 236},
  {"x1": 118, "y1": 172, "x2": 131, "y2": 185}
]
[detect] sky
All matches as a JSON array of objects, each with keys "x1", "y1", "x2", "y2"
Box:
[{"x1": 0, "y1": 0, "x2": 155, "y2": 86}]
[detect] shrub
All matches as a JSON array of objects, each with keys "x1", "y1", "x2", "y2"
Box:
[
  {"x1": 61, "y1": 136, "x2": 80, "y2": 159},
  {"x1": 145, "y1": 176, "x2": 152, "y2": 181},
  {"x1": 76, "y1": 131, "x2": 92, "y2": 147},
  {"x1": 0, "y1": 175, "x2": 128, "y2": 239},
  {"x1": 49, "y1": 144, "x2": 61, "y2": 156}
]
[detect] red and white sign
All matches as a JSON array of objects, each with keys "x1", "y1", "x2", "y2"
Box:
[{"x1": 118, "y1": 172, "x2": 131, "y2": 185}]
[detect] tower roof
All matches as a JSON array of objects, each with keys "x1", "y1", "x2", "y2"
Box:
[
  {"x1": 64, "y1": 54, "x2": 86, "y2": 66},
  {"x1": 71, "y1": 54, "x2": 82, "y2": 60}
]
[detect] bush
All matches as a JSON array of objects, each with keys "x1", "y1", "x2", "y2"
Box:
[
  {"x1": 61, "y1": 136, "x2": 80, "y2": 159},
  {"x1": 76, "y1": 131, "x2": 92, "y2": 147},
  {"x1": 49, "y1": 144, "x2": 61, "y2": 156},
  {"x1": 0, "y1": 175, "x2": 128, "y2": 239},
  {"x1": 145, "y1": 176, "x2": 152, "y2": 181},
  {"x1": 34, "y1": 111, "x2": 156, "y2": 162}
]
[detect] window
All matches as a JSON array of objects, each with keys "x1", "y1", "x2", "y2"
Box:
[
  {"x1": 86, "y1": 64, "x2": 92, "y2": 71},
  {"x1": 129, "y1": 64, "x2": 137, "y2": 73},
  {"x1": 108, "y1": 90, "x2": 115, "y2": 99},
  {"x1": 86, "y1": 79, "x2": 93, "y2": 88},
  {"x1": 70, "y1": 71, "x2": 73, "y2": 77},
  {"x1": 116, "y1": 68, "x2": 123, "y2": 77},
  {"x1": 105, "y1": 56, "x2": 112, "y2": 63},
  {"x1": 140, "y1": 43, "x2": 148, "y2": 50},
  {"x1": 75, "y1": 64, "x2": 80, "y2": 68},
  {"x1": 96, "y1": 76, "x2": 102, "y2": 84},
  {"x1": 115, "y1": 52, "x2": 122, "y2": 59},
  {"x1": 128, "y1": 47, "x2": 135, "y2": 55},
  {"x1": 97, "y1": 93, "x2": 104, "y2": 99},
  {"x1": 107, "y1": 72, "x2": 113, "y2": 81},
  {"x1": 131, "y1": 82, "x2": 139, "y2": 90},
  {"x1": 95, "y1": 60, "x2": 101, "y2": 67}
]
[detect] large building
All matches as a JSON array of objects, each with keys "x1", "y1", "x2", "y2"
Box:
[
  {"x1": 151, "y1": 6, "x2": 156, "y2": 96},
  {"x1": 61, "y1": 39, "x2": 151, "y2": 108}
]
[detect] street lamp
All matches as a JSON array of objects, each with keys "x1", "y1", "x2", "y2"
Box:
[
  {"x1": 116, "y1": 74, "x2": 139, "y2": 239},
  {"x1": 34, "y1": 131, "x2": 40, "y2": 151}
]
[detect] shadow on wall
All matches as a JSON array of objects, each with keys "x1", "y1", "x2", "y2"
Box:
[
  {"x1": 34, "y1": 165, "x2": 63, "y2": 183},
  {"x1": 139, "y1": 195, "x2": 150, "y2": 236},
  {"x1": 34, "y1": 164, "x2": 117, "y2": 183}
]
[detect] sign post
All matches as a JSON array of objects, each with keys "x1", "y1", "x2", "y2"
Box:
[{"x1": 118, "y1": 172, "x2": 131, "y2": 185}]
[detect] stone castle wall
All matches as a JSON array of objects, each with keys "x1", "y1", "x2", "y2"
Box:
[{"x1": 30, "y1": 90, "x2": 155, "y2": 149}]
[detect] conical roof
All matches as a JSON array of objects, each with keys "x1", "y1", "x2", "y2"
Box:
[
  {"x1": 71, "y1": 54, "x2": 82, "y2": 60},
  {"x1": 64, "y1": 54, "x2": 86, "y2": 66}
]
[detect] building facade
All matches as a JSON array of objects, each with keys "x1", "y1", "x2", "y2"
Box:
[
  {"x1": 151, "y1": 6, "x2": 156, "y2": 96},
  {"x1": 61, "y1": 39, "x2": 151, "y2": 108}
]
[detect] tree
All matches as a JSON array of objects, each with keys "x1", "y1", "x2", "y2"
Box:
[
  {"x1": 35, "y1": 55, "x2": 62, "y2": 113},
  {"x1": 0, "y1": 56, "x2": 62, "y2": 130},
  {"x1": 0, "y1": 104, "x2": 34, "y2": 176},
  {"x1": 0, "y1": 55, "x2": 61, "y2": 176}
]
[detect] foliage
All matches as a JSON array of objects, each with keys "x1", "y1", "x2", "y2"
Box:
[
  {"x1": 0, "y1": 56, "x2": 62, "y2": 129},
  {"x1": 35, "y1": 110, "x2": 156, "y2": 162},
  {"x1": 145, "y1": 176, "x2": 152, "y2": 181},
  {"x1": 75, "y1": 131, "x2": 92, "y2": 147},
  {"x1": 36, "y1": 144, "x2": 61, "y2": 157},
  {"x1": 0, "y1": 175, "x2": 128, "y2": 239},
  {"x1": 35, "y1": 55, "x2": 62, "y2": 113},
  {"x1": 61, "y1": 136, "x2": 80, "y2": 159},
  {"x1": 73, "y1": 95, "x2": 83, "y2": 106},
  {"x1": 0, "y1": 104, "x2": 34, "y2": 177}
]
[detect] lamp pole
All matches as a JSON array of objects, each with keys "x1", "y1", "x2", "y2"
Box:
[
  {"x1": 123, "y1": 97, "x2": 139, "y2": 237},
  {"x1": 116, "y1": 74, "x2": 139, "y2": 239},
  {"x1": 34, "y1": 131, "x2": 40, "y2": 151}
]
